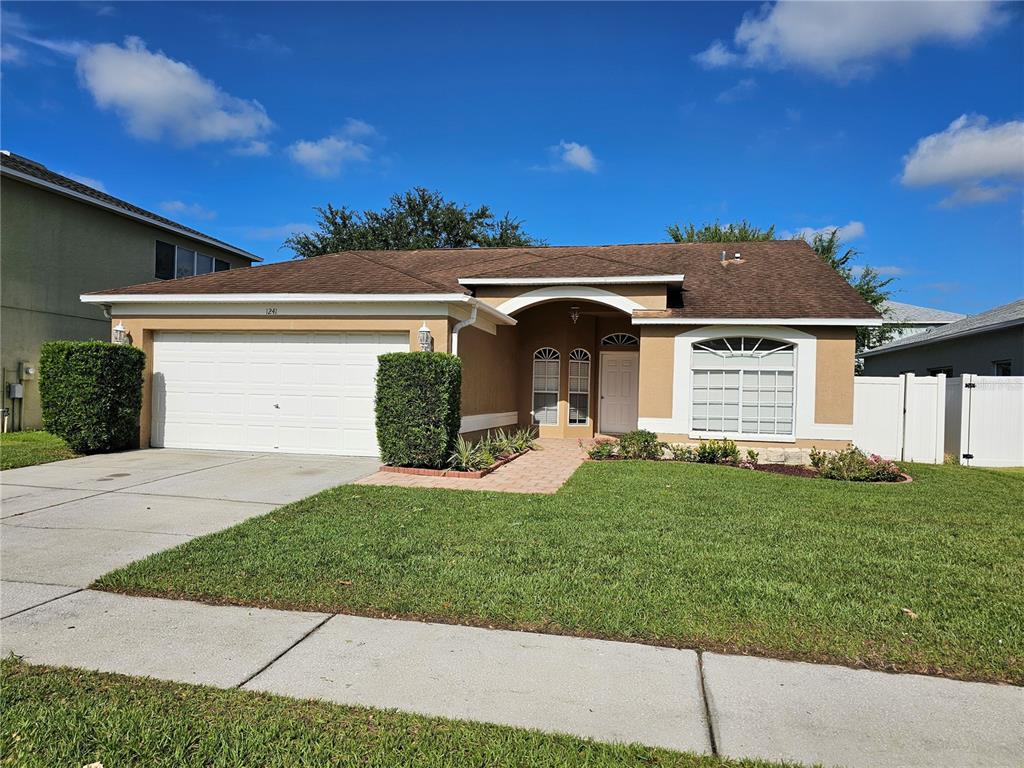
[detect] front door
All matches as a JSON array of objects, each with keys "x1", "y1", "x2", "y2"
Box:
[{"x1": 600, "y1": 351, "x2": 639, "y2": 434}]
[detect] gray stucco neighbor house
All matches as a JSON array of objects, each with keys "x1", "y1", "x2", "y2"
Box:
[
  {"x1": 861, "y1": 299, "x2": 1024, "y2": 377},
  {"x1": 1, "y1": 151, "x2": 260, "y2": 431}
]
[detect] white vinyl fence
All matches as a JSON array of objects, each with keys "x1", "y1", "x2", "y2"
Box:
[{"x1": 854, "y1": 374, "x2": 1024, "y2": 467}]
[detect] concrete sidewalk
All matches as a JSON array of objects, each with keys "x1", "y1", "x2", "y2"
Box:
[{"x1": 2, "y1": 589, "x2": 1020, "y2": 768}]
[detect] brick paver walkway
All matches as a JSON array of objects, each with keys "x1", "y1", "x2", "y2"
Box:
[{"x1": 356, "y1": 438, "x2": 587, "y2": 494}]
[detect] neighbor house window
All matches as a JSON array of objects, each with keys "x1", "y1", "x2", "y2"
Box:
[
  {"x1": 532, "y1": 347, "x2": 560, "y2": 425},
  {"x1": 993, "y1": 360, "x2": 1012, "y2": 376},
  {"x1": 928, "y1": 366, "x2": 953, "y2": 376},
  {"x1": 156, "y1": 240, "x2": 230, "y2": 280},
  {"x1": 568, "y1": 348, "x2": 591, "y2": 425},
  {"x1": 691, "y1": 337, "x2": 795, "y2": 438}
]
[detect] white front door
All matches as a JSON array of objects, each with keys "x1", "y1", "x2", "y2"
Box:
[
  {"x1": 600, "y1": 351, "x2": 639, "y2": 434},
  {"x1": 151, "y1": 331, "x2": 408, "y2": 456}
]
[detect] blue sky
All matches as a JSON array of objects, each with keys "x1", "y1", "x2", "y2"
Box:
[{"x1": 2, "y1": 1, "x2": 1022, "y2": 313}]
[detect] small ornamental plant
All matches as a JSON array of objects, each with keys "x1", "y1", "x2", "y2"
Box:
[{"x1": 809, "y1": 446, "x2": 906, "y2": 482}]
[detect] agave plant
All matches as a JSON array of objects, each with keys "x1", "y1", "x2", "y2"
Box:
[{"x1": 448, "y1": 435, "x2": 483, "y2": 471}]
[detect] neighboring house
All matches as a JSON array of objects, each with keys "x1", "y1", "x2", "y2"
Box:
[
  {"x1": 878, "y1": 300, "x2": 965, "y2": 343},
  {"x1": 82, "y1": 240, "x2": 880, "y2": 457},
  {"x1": 861, "y1": 299, "x2": 1024, "y2": 377},
  {"x1": 1, "y1": 151, "x2": 260, "y2": 430}
]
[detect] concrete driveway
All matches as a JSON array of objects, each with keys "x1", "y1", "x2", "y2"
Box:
[{"x1": 0, "y1": 449, "x2": 378, "y2": 615}]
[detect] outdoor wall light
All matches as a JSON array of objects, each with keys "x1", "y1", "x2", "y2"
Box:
[
  {"x1": 112, "y1": 322, "x2": 129, "y2": 345},
  {"x1": 418, "y1": 323, "x2": 433, "y2": 351},
  {"x1": 569, "y1": 306, "x2": 581, "y2": 325}
]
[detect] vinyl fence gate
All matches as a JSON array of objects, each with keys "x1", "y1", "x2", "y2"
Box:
[{"x1": 854, "y1": 374, "x2": 1024, "y2": 467}]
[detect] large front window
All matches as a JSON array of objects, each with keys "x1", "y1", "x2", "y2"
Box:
[
  {"x1": 691, "y1": 337, "x2": 795, "y2": 438},
  {"x1": 532, "y1": 347, "x2": 560, "y2": 425},
  {"x1": 568, "y1": 348, "x2": 591, "y2": 425}
]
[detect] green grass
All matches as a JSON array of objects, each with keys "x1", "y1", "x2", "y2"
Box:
[
  {"x1": 0, "y1": 659, "x2": 787, "y2": 768},
  {"x1": 0, "y1": 430, "x2": 78, "y2": 470},
  {"x1": 95, "y1": 461, "x2": 1024, "y2": 684}
]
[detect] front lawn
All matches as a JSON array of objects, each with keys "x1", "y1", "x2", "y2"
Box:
[
  {"x1": 96, "y1": 461, "x2": 1024, "y2": 684},
  {"x1": 0, "y1": 430, "x2": 78, "y2": 470},
  {"x1": 0, "y1": 659, "x2": 785, "y2": 768}
]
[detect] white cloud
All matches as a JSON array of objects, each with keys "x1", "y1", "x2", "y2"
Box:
[
  {"x1": 538, "y1": 140, "x2": 599, "y2": 173},
  {"x1": 286, "y1": 120, "x2": 375, "y2": 177},
  {"x1": 230, "y1": 140, "x2": 271, "y2": 157},
  {"x1": 60, "y1": 171, "x2": 105, "y2": 191},
  {"x1": 854, "y1": 264, "x2": 906, "y2": 277},
  {"x1": 242, "y1": 222, "x2": 315, "y2": 240},
  {"x1": 781, "y1": 220, "x2": 866, "y2": 242},
  {"x1": 159, "y1": 200, "x2": 217, "y2": 221},
  {"x1": 716, "y1": 78, "x2": 757, "y2": 104},
  {"x1": 694, "y1": 1, "x2": 1003, "y2": 79},
  {"x1": 692, "y1": 40, "x2": 739, "y2": 68},
  {"x1": 937, "y1": 183, "x2": 1016, "y2": 209},
  {"x1": 2, "y1": 42, "x2": 25, "y2": 64},
  {"x1": 902, "y1": 114, "x2": 1024, "y2": 187},
  {"x1": 76, "y1": 36, "x2": 273, "y2": 146}
]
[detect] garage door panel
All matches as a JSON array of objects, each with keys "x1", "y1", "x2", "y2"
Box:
[{"x1": 152, "y1": 331, "x2": 406, "y2": 456}]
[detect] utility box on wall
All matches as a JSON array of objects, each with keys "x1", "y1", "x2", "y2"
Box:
[{"x1": 6, "y1": 382, "x2": 24, "y2": 400}]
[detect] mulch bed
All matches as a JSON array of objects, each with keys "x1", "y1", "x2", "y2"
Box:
[{"x1": 381, "y1": 450, "x2": 530, "y2": 479}]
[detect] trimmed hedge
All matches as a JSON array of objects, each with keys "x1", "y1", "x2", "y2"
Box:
[
  {"x1": 39, "y1": 341, "x2": 146, "y2": 454},
  {"x1": 375, "y1": 352, "x2": 462, "y2": 468}
]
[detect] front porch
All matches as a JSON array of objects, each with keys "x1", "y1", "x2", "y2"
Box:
[{"x1": 459, "y1": 299, "x2": 642, "y2": 440}]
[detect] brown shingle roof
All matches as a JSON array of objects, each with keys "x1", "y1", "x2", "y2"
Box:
[
  {"x1": 1, "y1": 151, "x2": 260, "y2": 261},
  {"x1": 85, "y1": 240, "x2": 880, "y2": 320}
]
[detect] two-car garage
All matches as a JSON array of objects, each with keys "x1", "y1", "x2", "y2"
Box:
[{"x1": 150, "y1": 331, "x2": 408, "y2": 456}]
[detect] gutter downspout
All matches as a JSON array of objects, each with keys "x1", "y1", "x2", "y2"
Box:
[{"x1": 450, "y1": 302, "x2": 478, "y2": 357}]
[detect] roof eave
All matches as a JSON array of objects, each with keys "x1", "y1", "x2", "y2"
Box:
[
  {"x1": 631, "y1": 316, "x2": 883, "y2": 327},
  {"x1": 2, "y1": 166, "x2": 262, "y2": 262}
]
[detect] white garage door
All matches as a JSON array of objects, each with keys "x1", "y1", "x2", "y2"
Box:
[{"x1": 152, "y1": 331, "x2": 408, "y2": 456}]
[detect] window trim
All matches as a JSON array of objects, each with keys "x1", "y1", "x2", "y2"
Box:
[
  {"x1": 568, "y1": 348, "x2": 591, "y2": 426},
  {"x1": 600, "y1": 333, "x2": 639, "y2": 347},
  {"x1": 689, "y1": 336, "x2": 797, "y2": 442},
  {"x1": 992, "y1": 360, "x2": 1012, "y2": 376},
  {"x1": 532, "y1": 347, "x2": 561, "y2": 427}
]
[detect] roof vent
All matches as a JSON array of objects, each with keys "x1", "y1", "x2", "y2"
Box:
[
  {"x1": 734, "y1": 252, "x2": 742, "y2": 261},
  {"x1": 720, "y1": 250, "x2": 727, "y2": 263}
]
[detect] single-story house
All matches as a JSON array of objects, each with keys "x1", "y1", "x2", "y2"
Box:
[
  {"x1": 81, "y1": 241, "x2": 881, "y2": 456},
  {"x1": 862, "y1": 298, "x2": 1024, "y2": 377},
  {"x1": 877, "y1": 300, "x2": 965, "y2": 344},
  {"x1": 1, "y1": 151, "x2": 259, "y2": 430}
]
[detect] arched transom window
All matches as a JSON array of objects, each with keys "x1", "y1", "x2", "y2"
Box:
[
  {"x1": 691, "y1": 337, "x2": 795, "y2": 437},
  {"x1": 601, "y1": 333, "x2": 639, "y2": 347},
  {"x1": 568, "y1": 349, "x2": 591, "y2": 425},
  {"x1": 532, "y1": 347, "x2": 560, "y2": 425}
]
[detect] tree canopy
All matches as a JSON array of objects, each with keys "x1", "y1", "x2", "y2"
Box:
[
  {"x1": 666, "y1": 219, "x2": 776, "y2": 243},
  {"x1": 284, "y1": 188, "x2": 540, "y2": 258}
]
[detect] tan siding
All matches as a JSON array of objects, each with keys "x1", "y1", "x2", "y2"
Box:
[
  {"x1": 459, "y1": 325, "x2": 519, "y2": 417},
  {"x1": 812, "y1": 327, "x2": 856, "y2": 424}
]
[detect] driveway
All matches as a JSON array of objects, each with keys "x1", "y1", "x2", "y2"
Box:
[{"x1": 0, "y1": 449, "x2": 378, "y2": 616}]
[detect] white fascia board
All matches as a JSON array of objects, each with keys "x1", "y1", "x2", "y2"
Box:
[
  {"x1": 631, "y1": 316, "x2": 883, "y2": 327},
  {"x1": 80, "y1": 292, "x2": 517, "y2": 325},
  {"x1": 3, "y1": 167, "x2": 261, "y2": 262},
  {"x1": 458, "y1": 274, "x2": 684, "y2": 286}
]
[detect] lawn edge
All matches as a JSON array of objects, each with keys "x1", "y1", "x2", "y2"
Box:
[{"x1": 90, "y1": 582, "x2": 1022, "y2": 687}]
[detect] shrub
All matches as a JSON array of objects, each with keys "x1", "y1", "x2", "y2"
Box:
[
  {"x1": 668, "y1": 443, "x2": 697, "y2": 462},
  {"x1": 585, "y1": 438, "x2": 619, "y2": 460},
  {"x1": 449, "y1": 435, "x2": 484, "y2": 471},
  {"x1": 810, "y1": 446, "x2": 905, "y2": 482},
  {"x1": 617, "y1": 429, "x2": 664, "y2": 460},
  {"x1": 695, "y1": 439, "x2": 740, "y2": 465},
  {"x1": 39, "y1": 341, "x2": 145, "y2": 454},
  {"x1": 376, "y1": 352, "x2": 462, "y2": 468}
]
